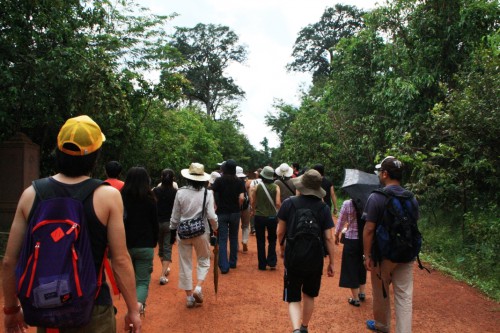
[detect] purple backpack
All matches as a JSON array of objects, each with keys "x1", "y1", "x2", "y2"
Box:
[{"x1": 15, "y1": 178, "x2": 104, "y2": 328}]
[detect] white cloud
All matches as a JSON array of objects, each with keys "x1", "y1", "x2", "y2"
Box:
[{"x1": 137, "y1": 0, "x2": 378, "y2": 149}]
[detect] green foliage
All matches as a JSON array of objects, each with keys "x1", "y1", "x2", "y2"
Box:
[
  {"x1": 419, "y1": 205, "x2": 500, "y2": 301},
  {"x1": 271, "y1": 0, "x2": 500, "y2": 298}
]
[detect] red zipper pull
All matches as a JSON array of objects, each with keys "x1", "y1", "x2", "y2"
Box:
[{"x1": 26, "y1": 242, "x2": 41, "y2": 297}]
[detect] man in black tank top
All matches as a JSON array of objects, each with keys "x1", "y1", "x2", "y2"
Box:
[{"x1": 2, "y1": 116, "x2": 142, "y2": 332}]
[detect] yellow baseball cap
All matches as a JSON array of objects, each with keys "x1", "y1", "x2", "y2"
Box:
[{"x1": 57, "y1": 115, "x2": 106, "y2": 156}]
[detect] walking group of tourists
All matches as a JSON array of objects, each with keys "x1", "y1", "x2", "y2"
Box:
[{"x1": 2, "y1": 115, "x2": 422, "y2": 333}]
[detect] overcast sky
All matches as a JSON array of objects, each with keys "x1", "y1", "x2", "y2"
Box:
[{"x1": 138, "y1": 0, "x2": 379, "y2": 149}]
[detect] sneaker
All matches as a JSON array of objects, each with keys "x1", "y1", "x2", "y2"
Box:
[
  {"x1": 164, "y1": 267, "x2": 171, "y2": 277},
  {"x1": 159, "y1": 276, "x2": 168, "y2": 285},
  {"x1": 366, "y1": 320, "x2": 388, "y2": 332},
  {"x1": 139, "y1": 302, "x2": 146, "y2": 317},
  {"x1": 242, "y1": 242, "x2": 248, "y2": 252},
  {"x1": 300, "y1": 325, "x2": 308, "y2": 333},
  {"x1": 359, "y1": 292, "x2": 366, "y2": 301},
  {"x1": 186, "y1": 296, "x2": 196, "y2": 308},
  {"x1": 193, "y1": 290, "x2": 204, "y2": 304}
]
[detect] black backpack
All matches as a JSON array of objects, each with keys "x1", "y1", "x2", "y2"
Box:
[
  {"x1": 284, "y1": 197, "x2": 325, "y2": 275},
  {"x1": 373, "y1": 188, "x2": 422, "y2": 263}
]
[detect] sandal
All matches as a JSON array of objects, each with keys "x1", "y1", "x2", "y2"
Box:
[
  {"x1": 359, "y1": 292, "x2": 366, "y2": 301},
  {"x1": 348, "y1": 298, "x2": 360, "y2": 307}
]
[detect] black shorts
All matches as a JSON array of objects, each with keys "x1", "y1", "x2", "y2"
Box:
[{"x1": 283, "y1": 269, "x2": 322, "y2": 302}]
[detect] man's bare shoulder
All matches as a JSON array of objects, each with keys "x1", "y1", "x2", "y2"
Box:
[
  {"x1": 94, "y1": 183, "x2": 121, "y2": 202},
  {"x1": 18, "y1": 185, "x2": 36, "y2": 219}
]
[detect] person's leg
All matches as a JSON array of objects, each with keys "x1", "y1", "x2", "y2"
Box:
[
  {"x1": 392, "y1": 262, "x2": 414, "y2": 333},
  {"x1": 301, "y1": 293, "x2": 315, "y2": 328},
  {"x1": 369, "y1": 261, "x2": 392, "y2": 332},
  {"x1": 217, "y1": 213, "x2": 230, "y2": 272},
  {"x1": 254, "y1": 215, "x2": 267, "y2": 270},
  {"x1": 177, "y1": 239, "x2": 193, "y2": 291},
  {"x1": 129, "y1": 248, "x2": 154, "y2": 305},
  {"x1": 350, "y1": 287, "x2": 360, "y2": 300},
  {"x1": 228, "y1": 212, "x2": 241, "y2": 268},
  {"x1": 340, "y1": 239, "x2": 361, "y2": 303},
  {"x1": 266, "y1": 216, "x2": 278, "y2": 267},
  {"x1": 190, "y1": 234, "x2": 211, "y2": 304},
  {"x1": 193, "y1": 234, "x2": 211, "y2": 284},
  {"x1": 288, "y1": 302, "x2": 302, "y2": 331},
  {"x1": 159, "y1": 223, "x2": 172, "y2": 283},
  {"x1": 241, "y1": 208, "x2": 250, "y2": 251}
]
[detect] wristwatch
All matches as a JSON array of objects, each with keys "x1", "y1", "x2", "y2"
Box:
[{"x1": 362, "y1": 254, "x2": 370, "y2": 262}]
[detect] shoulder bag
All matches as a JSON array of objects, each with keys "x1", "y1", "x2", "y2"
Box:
[{"x1": 178, "y1": 188, "x2": 207, "y2": 239}]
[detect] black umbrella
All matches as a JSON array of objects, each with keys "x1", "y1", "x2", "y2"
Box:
[{"x1": 341, "y1": 169, "x2": 381, "y2": 211}]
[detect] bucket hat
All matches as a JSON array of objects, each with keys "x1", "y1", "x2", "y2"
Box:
[
  {"x1": 181, "y1": 163, "x2": 210, "y2": 182},
  {"x1": 236, "y1": 166, "x2": 246, "y2": 178},
  {"x1": 260, "y1": 166, "x2": 275, "y2": 180},
  {"x1": 275, "y1": 163, "x2": 293, "y2": 178},
  {"x1": 57, "y1": 115, "x2": 106, "y2": 156},
  {"x1": 292, "y1": 169, "x2": 326, "y2": 199},
  {"x1": 209, "y1": 171, "x2": 221, "y2": 184}
]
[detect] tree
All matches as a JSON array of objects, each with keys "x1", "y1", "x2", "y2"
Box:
[
  {"x1": 0, "y1": 0, "x2": 183, "y2": 175},
  {"x1": 265, "y1": 99, "x2": 299, "y2": 144},
  {"x1": 287, "y1": 4, "x2": 366, "y2": 82},
  {"x1": 171, "y1": 23, "x2": 247, "y2": 119}
]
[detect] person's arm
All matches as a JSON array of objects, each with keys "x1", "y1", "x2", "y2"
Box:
[
  {"x1": 277, "y1": 219, "x2": 287, "y2": 258},
  {"x1": 151, "y1": 203, "x2": 159, "y2": 245},
  {"x1": 324, "y1": 227, "x2": 335, "y2": 277},
  {"x1": 238, "y1": 192, "x2": 244, "y2": 208},
  {"x1": 363, "y1": 220, "x2": 376, "y2": 271},
  {"x1": 206, "y1": 191, "x2": 218, "y2": 232},
  {"x1": 249, "y1": 185, "x2": 257, "y2": 216},
  {"x1": 334, "y1": 202, "x2": 348, "y2": 245},
  {"x1": 95, "y1": 186, "x2": 141, "y2": 332},
  {"x1": 274, "y1": 186, "x2": 281, "y2": 210},
  {"x1": 330, "y1": 185, "x2": 338, "y2": 215},
  {"x1": 2, "y1": 186, "x2": 34, "y2": 332}
]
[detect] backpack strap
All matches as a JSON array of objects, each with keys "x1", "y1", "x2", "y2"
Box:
[
  {"x1": 259, "y1": 183, "x2": 277, "y2": 212},
  {"x1": 279, "y1": 179, "x2": 295, "y2": 196},
  {"x1": 32, "y1": 178, "x2": 104, "y2": 201}
]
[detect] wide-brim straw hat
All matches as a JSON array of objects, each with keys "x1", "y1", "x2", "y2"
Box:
[
  {"x1": 292, "y1": 169, "x2": 326, "y2": 199},
  {"x1": 181, "y1": 162, "x2": 210, "y2": 182}
]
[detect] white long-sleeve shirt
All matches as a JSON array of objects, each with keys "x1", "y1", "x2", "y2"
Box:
[{"x1": 170, "y1": 186, "x2": 218, "y2": 232}]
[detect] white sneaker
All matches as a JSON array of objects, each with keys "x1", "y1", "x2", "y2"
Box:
[
  {"x1": 193, "y1": 290, "x2": 204, "y2": 304},
  {"x1": 159, "y1": 276, "x2": 168, "y2": 285},
  {"x1": 186, "y1": 296, "x2": 196, "y2": 308},
  {"x1": 164, "y1": 267, "x2": 171, "y2": 277}
]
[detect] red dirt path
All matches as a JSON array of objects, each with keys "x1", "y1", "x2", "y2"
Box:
[{"x1": 2, "y1": 230, "x2": 499, "y2": 332}]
